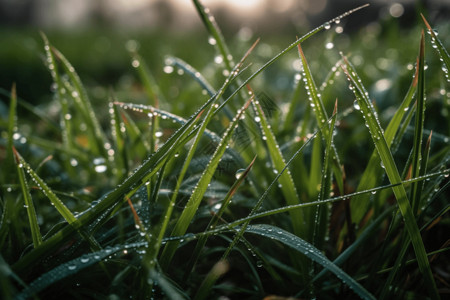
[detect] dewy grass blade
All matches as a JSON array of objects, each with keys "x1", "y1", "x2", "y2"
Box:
[
  {"x1": 421, "y1": 14, "x2": 450, "y2": 83},
  {"x1": 160, "y1": 97, "x2": 253, "y2": 269},
  {"x1": 51, "y1": 45, "x2": 109, "y2": 158},
  {"x1": 12, "y1": 148, "x2": 42, "y2": 247},
  {"x1": 249, "y1": 85, "x2": 305, "y2": 237},
  {"x1": 341, "y1": 55, "x2": 439, "y2": 299},
  {"x1": 351, "y1": 58, "x2": 419, "y2": 224},
  {"x1": 313, "y1": 101, "x2": 337, "y2": 248},
  {"x1": 12, "y1": 148, "x2": 77, "y2": 225},
  {"x1": 244, "y1": 224, "x2": 376, "y2": 300},
  {"x1": 297, "y1": 44, "x2": 344, "y2": 194},
  {"x1": 192, "y1": 0, "x2": 234, "y2": 72},
  {"x1": 218, "y1": 169, "x2": 448, "y2": 231},
  {"x1": 410, "y1": 32, "x2": 426, "y2": 215},
  {"x1": 16, "y1": 241, "x2": 148, "y2": 300},
  {"x1": 41, "y1": 33, "x2": 74, "y2": 153}
]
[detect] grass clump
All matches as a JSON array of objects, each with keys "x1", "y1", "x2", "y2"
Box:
[{"x1": 1, "y1": 2, "x2": 449, "y2": 299}]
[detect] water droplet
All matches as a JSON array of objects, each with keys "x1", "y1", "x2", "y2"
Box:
[
  {"x1": 325, "y1": 42, "x2": 334, "y2": 49},
  {"x1": 208, "y1": 36, "x2": 217, "y2": 45},
  {"x1": 80, "y1": 257, "x2": 89, "y2": 263},
  {"x1": 235, "y1": 169, "x2": 246, "y2": 179},
  {"x1": 256, "y1": 260, "x2": 263, "y2": 268},
  {"x1": 353, "y1": 100, "x2": 361, "y2": 110},
  {"x1": 324, "y1": 22, "x2": 331, "y2": 30},
  {"x1": 131, "y1": 59, "x2": 140, "y2": 68},
  {"x1": 68, "y1": 265, "x2": 77, "y2": 270},
  {"x1": 254, "y1": 116, "x2": 261, "y2": 123}
]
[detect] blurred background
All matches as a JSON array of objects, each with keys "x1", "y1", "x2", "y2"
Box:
[{"x1": 0, "y1": 0, "x2": 449, "y2": 107}]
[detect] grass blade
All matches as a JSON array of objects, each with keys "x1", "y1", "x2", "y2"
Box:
[
  {"x1": 421, "y1": 14, "x2": 450, "y2": 83},
  {"x1": 351, "y1": 59, "x2": 419, "y2": 224},
  {"x1": 410, "y1": 31, "x2": 426, "y2": 215},
  {"x1": 244, "y1": 224, "x2": 376, "y2": 300},
  {"x1": 12, "y1": 148, "x2": 77, "y2": 224},
  {"x1": 12, "y1": 148, "x2": 42, "y2": 248},
  {"x1": 341, "y1": 54, "x2": 439, "y2": 299},
  {"x1": 160, "y1": 97, "x2": 253, "y2": 269},
  {"x1": 249, "y1": 85, "x2": 305, "y2": 237},
  {"x1": 51, "y1": 44, "x2": 109, "y2": 158},
  {"x1": 297, "y1": 44, "x2": 344, "y2": 194}
]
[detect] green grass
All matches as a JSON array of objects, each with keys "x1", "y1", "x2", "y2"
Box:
[{"x1": 1, "y1": 3, "x2": 449, "y2": 299}]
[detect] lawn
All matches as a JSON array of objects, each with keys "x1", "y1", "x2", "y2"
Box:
[{"x1": 0, "y1": 1, "x2": 449, "y2": 299}]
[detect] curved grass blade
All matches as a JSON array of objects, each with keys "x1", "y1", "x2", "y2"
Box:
[
  {"x1": 166, "y1": 56, "x2": 216, "y2": 97},
  {"x1": 244, "y1": 224, "x2": 376, "y2": 300},
  {"x1": 50, "y1": 44, "x2": 109, "y2": 158},
  {"x1": 421, "y1": 14, "x2": 450, "y2": 83},
  {"x1": 12, "y1": 148, "x2": 77, "y2": 224},
  {"x1": 341, "y1": 55, "x2": 439, "y2": 299},
  {"x1": 16, "y1": 241, "x2": 147, "y2": 300},
  {"x1": 351, "y1": 60, "x2": 419, "y2": 223},
  {"x1": 41, "y1": 33, "x2": 76, "y2": 161},
  {"x1": 12, "y1": 148, "x2": 42, "y2": 247},
  {"x1": 297, "y1": 44, "x2": 344, "y2": 194},
  {"x1": 159, "y1": 97, "x2": 253, "y2": 269}
]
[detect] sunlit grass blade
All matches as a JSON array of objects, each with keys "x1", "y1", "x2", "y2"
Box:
[
  {"x1": 351, "y1": 58, "x2": 419, "y2": 224},
  {"x1": 12, "y1": 148, "x2": 42, "y2": 248},
  {"x1": 297, "y1": 44, "x2": 344, "y2": 194},
  {"x1": 341, "y1": 55, "x2": 439, "y2": 299},
  {"x1": 410, "y1": 31, "x2": 426, "y2": 215},
  {"x1": 244, "y1": 224, "x2": 376, "y2": 300},
  {"x1": 421, "y1": 14, "x2": 450, "y2": 83},
  {"x1": 159, "y1": 97, "x2": 252, "y2": 269}
]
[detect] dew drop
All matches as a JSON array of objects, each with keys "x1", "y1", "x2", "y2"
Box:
[
  {"x1": 68, "y1": 265, "x2": 77, "y2": 270},
  {"x1": 353, "y1": 100, "x2": 361, "y2": 110},
  {"x1": 324, "y1": 22, "x2": 331, "y2": 30},
  {"x1": 235, "y1": 169, "x2": 246, "y2": 180}
]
